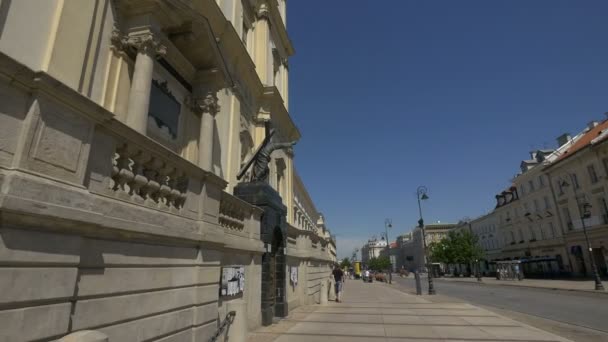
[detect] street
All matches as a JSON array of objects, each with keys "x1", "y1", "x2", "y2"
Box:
[{"x1": 392, "y1": 275, "x2": 608, "y2": 341}]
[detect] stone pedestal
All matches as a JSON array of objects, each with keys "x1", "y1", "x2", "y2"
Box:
[
  {"x1": 225, "y1": 300, "x2": 248, "y2": 342},
  {"x1": 328, "y1": 277, "x2": 336, "y2": 302},
  {"x1": 58, "y1": 331, "x2": 108, "y2": 342},
  {"x1": 320, "y1": 280, "x2": 328, "y2": 305},
  {"x1": 234, "y1": 181, "x2": 288, "y2": 326}
]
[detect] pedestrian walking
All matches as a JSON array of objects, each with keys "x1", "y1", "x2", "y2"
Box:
[{"x1": 332, "y1": 265, "x2": 344, "y2": 303}]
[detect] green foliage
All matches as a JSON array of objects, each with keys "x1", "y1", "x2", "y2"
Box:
[
  {"x1": 367, "y1": 256, "x2": 391, "y2": 271},
  {"x1": 429, "y1": 230, "x2": 484, "y2": 265},
  {"x1": 340, "y1": 257, "x2": 351, "y2": 269}
]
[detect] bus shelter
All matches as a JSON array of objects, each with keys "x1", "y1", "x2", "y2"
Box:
[{"x1": 495, "y1": 260, "x2": 524, "y2": 280}]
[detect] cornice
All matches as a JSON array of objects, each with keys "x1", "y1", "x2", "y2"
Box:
[
  {"x1": 259, "y1": 86, "x2": 300, "y2": 142},
  {"x1": 267, "y1": 0, "x2": 295, "y2": 57}
]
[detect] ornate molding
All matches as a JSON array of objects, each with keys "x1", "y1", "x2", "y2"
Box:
[{"x1": 110, "y1": 27, "x2": 128, "y2": 53}]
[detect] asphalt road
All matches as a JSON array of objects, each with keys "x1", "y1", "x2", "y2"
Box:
[{"x1": 392, "y1": 275, "x2": 608, "y2": 337}]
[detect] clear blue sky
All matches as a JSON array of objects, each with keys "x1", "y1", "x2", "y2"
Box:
[{"x1": 286, "y1": 1, "x2": 608, "y2": 260}]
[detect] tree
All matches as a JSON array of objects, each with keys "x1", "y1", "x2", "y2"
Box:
[
  {"x1": 367, "y1": 256, "x2": 391, "y2": 271},
  {"x1": 429, "y1": 230, "x2": 484, "y2": 270},
  {"x1": 340, "y1": 257, "x2": 351, "y2": 269}
]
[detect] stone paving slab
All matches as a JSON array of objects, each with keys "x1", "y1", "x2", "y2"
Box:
[{"x1": 248, "y1": 280, "x2": 573, "y2": 342}]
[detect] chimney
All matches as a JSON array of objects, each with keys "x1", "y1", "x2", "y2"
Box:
[
  {"x1": 556, "y1": 133, "x2": 571, "y2": 147},
  {"x1": 588, "y1": 121, "x2": 599, "y2": 130}
]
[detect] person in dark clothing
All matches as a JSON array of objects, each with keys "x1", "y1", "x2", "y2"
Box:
[{"x1": 332, "y1": 265, "x2": 344, "y2": 302}]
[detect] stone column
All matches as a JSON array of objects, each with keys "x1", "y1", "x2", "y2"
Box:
[
  {"x1": 124, "y1": 30, "x2": 166, "y2": 134},
  {"x1": 190, "y1": 92, "x2": 220, "y2": 171},
  {"x1": 254, "y1": 3, "x2": 271, "y2": 84}
]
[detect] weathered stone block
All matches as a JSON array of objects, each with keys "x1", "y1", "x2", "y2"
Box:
[
  {"x1": 153, "y1": 328, "x2": 193, "y2": 342},
  {"x1": 193, "y1": 302, "x2": 219, "y2": 326},
  {"x1": 78, "y1": 267, "x2": 197, "y2": 297},
  {"x1": 0, "y1": 302, "x2": 71, "y2": 341},
  {"x1": 0, "y1": 228, "x2": 81, "y2": 265},
  {"x1": 0, "y1": 267, "x2": 77, "y2": 304},
  {"x1": 196, "y1": 284, "x2": 218, "y2": 305},
  {"x1": 80, "y1": 238, "x2": 200, "y2": 267},
  {"x1": 192, "y1": 321, "x2": 216, "y2": 342},
  {"x1": 72, "y1": 287, "x2": 196, "y2": 330},
  {"x1": 99, "y1": 307, "x2": 194, "y2": 342},
  {"x1": 197, "y1": 265, "x2": 220, "y2": 284}
]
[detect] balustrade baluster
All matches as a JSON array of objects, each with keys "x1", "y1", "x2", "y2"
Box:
[
  {"x1": 142, "y1": 158, "x2": 163, "y2": 203},
  {"x1": 115, "y1": 144, "x2": 135, "y2": 194},
  {"x1": 129, "y1": 150, "x2": 151, "y2": 200}
]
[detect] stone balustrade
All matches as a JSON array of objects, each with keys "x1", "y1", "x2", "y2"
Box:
[
  {"x1": 219, "y1": 191, "x2": 253, "y2": 231},
  {"x1": 109, "y1": 141, "x2": 189, "y2": 210}
]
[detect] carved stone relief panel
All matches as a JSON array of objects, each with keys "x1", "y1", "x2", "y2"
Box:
[
  {"x1": 0, "y1": 81, "x2": 29, "y2": 167},
  {"x1": 25, "y1": 98, "x2": 93, "y2": 184}
]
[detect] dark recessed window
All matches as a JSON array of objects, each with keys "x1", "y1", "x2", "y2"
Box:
[{"x1": 149, "y1": 80, "x2": 180, "y2": 139}]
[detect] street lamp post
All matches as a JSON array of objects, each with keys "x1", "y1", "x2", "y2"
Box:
[
  {"x1": 561, "y1": 177, "x2": 604, "y2": 291},
  {"x1": 385, "y1": 218, "x2": 392, "y2": 284},
  {"x1": 417, "y1": 186, "x2": 436, "y2": 295}
]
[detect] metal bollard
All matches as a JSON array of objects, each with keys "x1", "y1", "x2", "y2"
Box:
[{"x1": 414, "y1": 270, "x2": 422, "y2": 295}]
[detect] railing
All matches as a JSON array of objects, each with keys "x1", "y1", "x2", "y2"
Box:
[
  {"x1": 110, "y1": 141, "x2": 189, "y2": 210},
  {"x1": 208, "y1": 311, "x2": 236, "y2": 342},
  {"x1": 219, "y1": 192, "x2": 253, "y2": 231}
]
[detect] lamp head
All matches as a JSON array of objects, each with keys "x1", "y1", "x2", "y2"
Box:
[
  {"x1": 421, "y1": 193, "x2": 429, "y2": 200},
  {"x1": 583, "y1": 203, "x2": 592, "y2": 218}
]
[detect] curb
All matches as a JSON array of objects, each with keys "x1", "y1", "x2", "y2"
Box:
[{"x1": 436, "y1": 278, "x2": 608, "y2": 296}]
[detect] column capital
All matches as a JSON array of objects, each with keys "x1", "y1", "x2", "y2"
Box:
[
  {"x1": 111, "y1": 28, "x2": 167, "y2": 58},
  {"x1": 256, "y1": 2, "x2": 271, "y2": 20},
  {"x1": 125, "y1": 30, "x2": 167, "y2": 58},
  {"x1": 187, "y1": 92, "x2": 220, "y2": 116},
  {"x1": 110, "y1": 27, "x2": 128, "y2": 53}
]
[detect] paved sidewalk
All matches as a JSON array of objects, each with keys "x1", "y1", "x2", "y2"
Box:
[
  {"x1": 436, "y1": 276, "x2": 607, "y2": 294},
  {"x1": 248, "y1": 280, "x2": 572, "y2": 342}
]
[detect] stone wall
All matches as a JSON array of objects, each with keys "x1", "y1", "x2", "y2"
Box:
[
  {"x1": 0, "y1": 54, "x2": 264, "y2": 341},
  {"x1": 284, "y1": 224, "x2": 335, "y2": 311},
  {"x1": 0, "y1": 228, "x2": 223, "y2": 341}
]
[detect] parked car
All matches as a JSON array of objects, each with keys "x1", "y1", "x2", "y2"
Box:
[{"x1": 374, "y1": 272, "x2": 386, "y2": 282}]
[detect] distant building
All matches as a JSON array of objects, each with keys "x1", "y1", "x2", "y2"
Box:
[
  {"x1": 361, "y1": 237, "x2": 388, "y2": 265},
  {"x1": 453, "y1": 117, "x2": 608, "y2": 279},
  {"x1": 397, "y1": 223, "x2": 456, "y2": 272}
]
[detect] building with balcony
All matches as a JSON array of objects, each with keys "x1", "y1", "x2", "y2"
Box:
[
  {"x1": 544, "y1": 120, "x2": 608, "y2": 277},
  {"x1": 492, "y1": 145, "x2": 573, "y2": 277},
  {"x1": 0, "y1": 0, "x2": 335, "y2": 341},
  {"x1": 455, "y1": 118, "x2": 608, "y2": 279}
]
